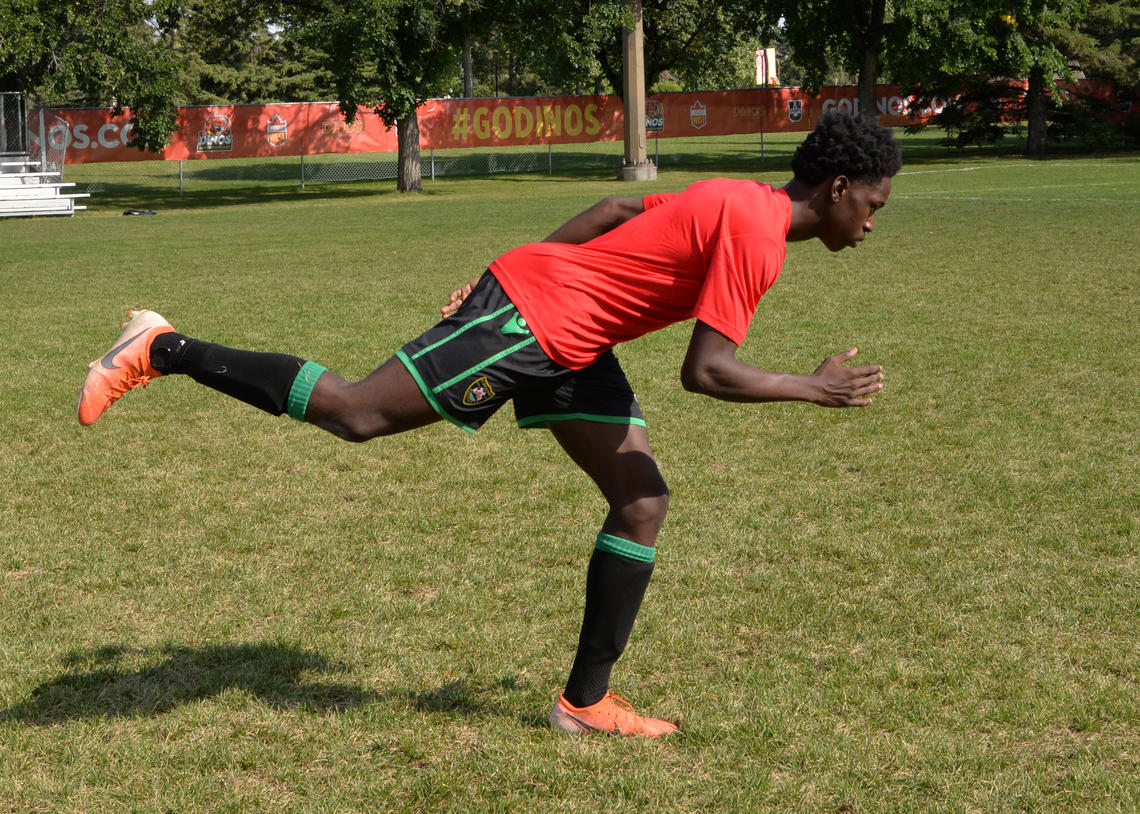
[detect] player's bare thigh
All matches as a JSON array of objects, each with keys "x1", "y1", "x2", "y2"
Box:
[
  {"x1": 306, "y1": 356, "x2": 440, "y2": 441},
  {"x1": 550, "y1": 420, "x2": 669, "y2": 546}
]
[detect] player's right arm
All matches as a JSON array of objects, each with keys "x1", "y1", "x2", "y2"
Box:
[
  {"x1": 441, "y1": 278, "x2": 480, "y2": 317},
  {"x1": 680, "y1": 321, "x2": 884, "y2": 407}
]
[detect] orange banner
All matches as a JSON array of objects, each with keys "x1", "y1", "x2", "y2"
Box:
[
  {"x1": 46, "y1": 103, "x2": 398, "y2": 164},
  {"x1": 418, "y1": 95, "x2": 624, "y2": 149},
  {"x1": 44, "y1": 81, "x2": 1127, "y2": 164}
]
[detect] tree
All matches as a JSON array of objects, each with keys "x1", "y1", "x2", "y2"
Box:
[
  {"x1": 461, "y1": 1, "x2": 770, "y2": 99},
  {"x1": 0, "y1": 0, "x2": 181, "y2": 152},
  {"x1": 643, "y1": 1, "x2": 771, "y2": 90},
  {"x1": 462, "y1": 1, "x2": 627, "y2": 96},
  {"x1": 769, "y1": 0, "x2": 890, "y2": 120},
  {"x1": 892, "y1": 1, "x2": 1090, "y2": 155},
  {"x1": 1051, "y1": 0, "x2": 1140, "y2": 85},
  {"x1": 464, "y1": 20, "x2": 568, "y2": 97},
  {"x1": 298, "y1": 0, "x2": 480, "y2": 192},
  {"x1": 154, "y1": 0, "x2": 337, "y2": 104},
  {"x1": 550, "y1": 1, "x2": 771, "y2": 95},
  {"x1": 1042, "y1": 0, "x2": 1140, "y2": 146},
  {"x1": 1006, "y1": 2, "x2": 1090, "y2": 154}
]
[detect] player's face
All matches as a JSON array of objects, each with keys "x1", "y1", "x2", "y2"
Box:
[{"x1": 820, "y1": 175, "x2": 892, "y2": 252}]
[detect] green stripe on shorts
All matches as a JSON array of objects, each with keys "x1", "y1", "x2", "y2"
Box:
[
  {"x1": 395, "y1": 350, "x2": 477, "y2": 434},
  {"x1": 516, "y1": 413, "x2": 647, "y2": 430},
  {"x1": 411, "y1": 304, "x2": 516, "y2": 361},
  {"x1": 432, "y1": 336, "x2": 537, "y2": 393}
]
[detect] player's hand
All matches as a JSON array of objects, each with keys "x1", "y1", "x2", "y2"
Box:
[
  {"x1": 440, "y1": 278, "x2": 479, "y2": 318},
  {"x1": 809, "y1": 348, "x2": 883, "y2": 407}
]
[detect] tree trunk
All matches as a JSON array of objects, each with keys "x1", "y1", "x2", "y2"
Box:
[
  {"x1": 858, "y1": 0, "x2": 887, "y2": 121},
  {"x1": 598, "y1": 34, "x2": 623, "y2": 101},
  {"x1": 1025, "y1": 64, "x2": 1049, "y2": 156},
  {"x1": 462, "y1": 40, "x2": 474, "y2": 98},
  {"x1": 397, "y1": 112, "x2": 422, "y2": 193}
]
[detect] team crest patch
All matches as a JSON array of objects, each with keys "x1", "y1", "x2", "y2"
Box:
[
  {"x1": 462, "y1": 377, "x2": 495, "y2": 406},
  {"x1": 646, "y1": 99, "x2": 665, "y2": 133},
  {"x1": 689, "y1": 100, "x2": 707, "y2": 130},
  {"x1": 197, "y1": 113, "x2": 233, "y2": 153},
  {"x1": 266, "y1": 113, "x2": 288, "y2": 148}
]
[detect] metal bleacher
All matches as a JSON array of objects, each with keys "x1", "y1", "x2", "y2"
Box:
[
  {"x1": 1, "y1": 93, "x2": 87, "y2": 218},
  {"x1": 0, "y1": 157, "x2": 89, "y2": 218}
]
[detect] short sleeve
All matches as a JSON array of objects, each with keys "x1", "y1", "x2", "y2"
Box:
[
  {"x1": 642, "y1": 192, "x2": 679, "y2": 211},
  {"x1": 689, "y1": 184, "x2": 789, "y2": 346},
  {"x1": 692, "y1": 230, "x2": 785, "y2": 346}
]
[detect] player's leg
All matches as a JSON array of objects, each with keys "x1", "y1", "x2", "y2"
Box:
[
  {"x1": 546, "y1": 419, "x2": 677, "y2": 737},
  {"x1": 77, "y1": 309, "x2": 440, "y2": 438},
  {"x1": 300, "y1": 357, "x2": 442, "y2": 441},
  {"x1": 550, "y1": 418, "x2": 669, "y2": 547}
]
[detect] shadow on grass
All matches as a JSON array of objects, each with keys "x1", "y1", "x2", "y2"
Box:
[
  {"x1": 0, "y1": 642, "x2": 378, "y2": 725},
  {"x1": 82, "y1": 182, "x2": 419, "y2": 215},
  {"x1": 397, "y1": 676, "x2": 549, "y2": 731}
]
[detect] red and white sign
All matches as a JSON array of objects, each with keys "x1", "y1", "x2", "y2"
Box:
[{"x1": 41, "y1": 81, "x2": 1126, "y2": 164}]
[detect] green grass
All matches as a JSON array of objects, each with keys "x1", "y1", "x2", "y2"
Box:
[{"x1": 2, "y1": 136, "x2": 1138, "y2": 812}]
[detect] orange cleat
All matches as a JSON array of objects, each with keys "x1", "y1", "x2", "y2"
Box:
[
  {"x1": 77, "y1": 309, "x2": 176, "y2": 426},
  {"x1": 549, "y1": 692, "x2": 678, "y2": 738}
]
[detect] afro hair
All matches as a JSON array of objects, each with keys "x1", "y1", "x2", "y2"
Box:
[{"x1": 790, "y1": 112, "x2": 903, "y2": 184}]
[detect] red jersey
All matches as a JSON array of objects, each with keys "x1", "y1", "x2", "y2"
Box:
[{"x1": 490, "y1": 178, "x2": 791, "y2": 369}]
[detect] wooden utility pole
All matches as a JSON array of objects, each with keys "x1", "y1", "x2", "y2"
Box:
[{"x1": 619, "y1": 0, "x2": 656, "y2": 181}]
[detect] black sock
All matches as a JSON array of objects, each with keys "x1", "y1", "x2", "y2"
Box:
[
  {"x1": 150, "y1": 332, "x2": 307, "y2": 416},
  {"x1": 563, "y1": 547, "x2": 655, "y2": 708}
]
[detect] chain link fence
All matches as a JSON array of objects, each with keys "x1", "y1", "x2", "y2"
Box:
[
  {"x1": 59, "y1": 132, "x2": 793, "y2": 201},
  {"x1": 2, "y1": 97, "x2": 70, "y2": 176},
  {"x1": 1, "y1": 92, "x2": 28, "y2": 157},
  {"x1": 64, "y1": 144, "x2": 627, "y2": 195},
  {"x1": 28, "y1": 107, "x2": 68, "y2": 176},
  {"x1": 301, "y1": 143, "x2": 634, "y2": 185}
]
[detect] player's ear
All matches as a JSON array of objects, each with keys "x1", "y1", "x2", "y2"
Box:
[{"x1": 830, "y1": 174, "x2": 850, "y2": 203}]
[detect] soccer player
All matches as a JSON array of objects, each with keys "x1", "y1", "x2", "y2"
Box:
[{"x1": 78, "y1": 112, "x2": 901, "y2": 738}]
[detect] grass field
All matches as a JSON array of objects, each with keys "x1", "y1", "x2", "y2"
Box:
[{"x1": 2, "y1": 134, "x2": 1138, "y2": 812}]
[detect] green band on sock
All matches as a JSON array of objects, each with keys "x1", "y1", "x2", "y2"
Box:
[
  {"x1": 286, "y1": 361, "x2": 328, "y2": 421},
  {"x1": 595, "y1": 532, "x2": 656, "y2": 563}
]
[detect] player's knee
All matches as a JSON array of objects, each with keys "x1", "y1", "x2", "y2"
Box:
[
  {"x1": 313, "y1": 413, "x2": 381, "y2": 443},
  {"x1": 334, "y1": 406, "x2": 397, "y2": 443},
  {"x1": 615, "y1": 488, "x2": 670, "y2": 534},
  {"x1": 336, "y1": 420, "x2": 380, "y2": 443}
]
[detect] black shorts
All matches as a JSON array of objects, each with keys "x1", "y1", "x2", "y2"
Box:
[{"x1": 395, "y1": 272, "x2": 645, "y2": 434}]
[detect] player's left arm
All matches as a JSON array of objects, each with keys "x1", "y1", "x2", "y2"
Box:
[
  {"x1": 441, "y1": 196, "x2": 646, "y2": 317},
  {"x1": 541, "y1": 196, "x2": 645, "y2": 244},
  {"x1": 680, "y1": 320, "x2": 884, "y2": 407}
]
